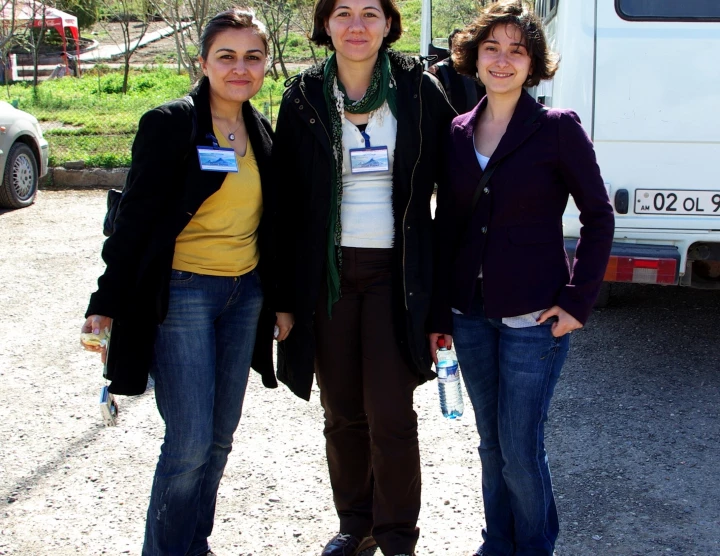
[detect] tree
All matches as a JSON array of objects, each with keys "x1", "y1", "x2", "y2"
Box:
[
  {"x1": 249, "y1": 0, "x2": 292, "y2": 79},
  {"x1": 18, "y1": 0, "x2": 49, "y2": 93},
  {"x1": 433, "y1": 0, "x2": 482, "y2": 39},
  {"x1": 0, "y1": 0, "x2": 20, "y2": 89},
  {"x1": 147, "y1": 0, "x2": 225, "y2": 83},
  {"x1": 101, "y1": 0, "x2": 151, "y2": 94},
  {"x1": 292, "y1": 0, "x2": 318, "y2": 65},
  {"x1": 54, "y1": 0, "x2": 99, "y2": 30},
  {"x1": 0, "y1": 0, "x2": 19, "y2": 51}
]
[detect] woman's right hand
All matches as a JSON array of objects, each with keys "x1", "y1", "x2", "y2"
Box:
[
  {"x1": 81, "y1": 315, "x2": 113, "y2": 363},
  {"x1": 275, "y1": 312, "x2": 294, "y2": 342},
  {"x1": 429, "y1": 333, "x2": 453, "y2": 365}
]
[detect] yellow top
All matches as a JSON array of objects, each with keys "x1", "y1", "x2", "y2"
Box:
[{"x1": 172, "y1": 126, "x2": 263, "y2": 276}]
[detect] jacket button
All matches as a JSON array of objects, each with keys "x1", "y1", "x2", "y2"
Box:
[
  {"x1": 413, "y1": 94, "x2": 418, "y2": 98},
  {"x1": 481, "y1": 226, "x2": 487, "y2": 234},
  {"x1": 310, "y1": 118, "x2": 316, "y2": 124},
  {"x1": 299, "y1": 105, "x2": 304, "y2": 110},
  {"x1": 294, "y1": 98, "x2": 300, "y2": 103},
  {"x1": 406, "y1": 225, "x2": 411, "y2": 230},
  {"x1": 409, "y1": 292, "x2": 414, "y2": 296},
  {"x1": 483, "y1": 187, "x2": 490, "y2": 194}
]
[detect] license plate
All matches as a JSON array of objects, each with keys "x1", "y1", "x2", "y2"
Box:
[{"x1": 634, "y1": 190, "x2": 720, "y2": 215}]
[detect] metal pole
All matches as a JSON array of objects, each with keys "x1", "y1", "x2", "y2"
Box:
[{"x1": 420, "y1": 0, "x2": 432, "y2": 63}]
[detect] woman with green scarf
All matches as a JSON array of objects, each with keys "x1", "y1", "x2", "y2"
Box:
[{"x1": 272, "y1": 1, "x2": 455, "y2": 554}]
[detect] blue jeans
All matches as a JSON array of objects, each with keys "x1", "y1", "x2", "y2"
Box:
[
  {"x1": 142, "y1": 270, "x2": 263, "y2": 556},
  {"x1": 452, "y1": 292, "x2": 570, "y2": 556}
]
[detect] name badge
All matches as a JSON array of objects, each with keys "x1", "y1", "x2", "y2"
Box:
[
  {"x1": 197, "y1": 146, "x2": 239, "y2": 173},
  {"x1": 349, "y1": 146, "x2": 390, "y2": 174}
]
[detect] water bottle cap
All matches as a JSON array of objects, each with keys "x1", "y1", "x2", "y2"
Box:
[{"x1": 437, "y1": 337, "x2": 445, "y2": 348}]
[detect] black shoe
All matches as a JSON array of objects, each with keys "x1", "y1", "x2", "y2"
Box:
[{"x1": 321, "y1": 533, "x2": 376, "y2": 556}]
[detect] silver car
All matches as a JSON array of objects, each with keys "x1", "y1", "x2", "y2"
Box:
[{"x1": 0, "y1": 102, "x2": 49, "y2": 209}]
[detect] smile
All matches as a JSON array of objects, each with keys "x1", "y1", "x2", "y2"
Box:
[{"x1": 489, "y1": 71, "x2": 513, "y2": 78}]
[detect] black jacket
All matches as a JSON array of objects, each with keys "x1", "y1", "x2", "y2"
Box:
[
  {"x1": 86, "y1": 78, "x2": 278, "y2": 396},
  {"x1": 428, "y1": 58, "x2": 485, "y2": 115},
  {"x1": 272, "y1": 51, "x2": 455, "y2": 400}
]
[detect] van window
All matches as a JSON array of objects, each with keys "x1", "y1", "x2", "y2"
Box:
[
  {"x1": 617, "y1": 0, "x2": 720, "y2": 20},
  {"x1": 535, "y1": 0, "x2": 558, "y2": 22}
]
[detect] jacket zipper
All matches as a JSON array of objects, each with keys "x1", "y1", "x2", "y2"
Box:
[
  {"x1": 402, "y1": 70, "x2": 423, "y2": 310},
  {"x1": 299, "y1": 80, "x2": 332, "y2": 145}
]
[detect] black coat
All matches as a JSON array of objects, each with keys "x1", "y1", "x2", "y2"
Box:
[
  {"x1": 272, "y1": 51, "x2": 456, "y2": 401},
  {"x1": 86, "y1": 78, "x2": 278, "y2": 396}
]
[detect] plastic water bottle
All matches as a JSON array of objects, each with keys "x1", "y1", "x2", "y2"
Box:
[{"x1": 436, "y1": 337, "x2": 464, "y2": 419}]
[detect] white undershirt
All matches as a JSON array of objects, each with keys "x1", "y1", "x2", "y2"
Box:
[
  {"x1": 340, "y1": 101, "x2": 396, "y2": 248},
  {"x1": 475, "y1": 150, "x2": 490, "y2": 170}
]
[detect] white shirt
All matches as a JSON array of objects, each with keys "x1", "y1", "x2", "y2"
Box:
[{"x1": 340, "y1": 101, "x2": 396, "y2": 248}]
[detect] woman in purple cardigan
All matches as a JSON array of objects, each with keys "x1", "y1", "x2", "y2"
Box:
[{"x1": 428, "y1": 2, "x2": 614, "y2": 555}]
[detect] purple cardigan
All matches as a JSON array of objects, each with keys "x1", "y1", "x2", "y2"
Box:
[{"x1": 430, "y1": 90, "x2": 614, "y2": 333}]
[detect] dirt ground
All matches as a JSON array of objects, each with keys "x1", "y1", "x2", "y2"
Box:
[
  {"x1": 1, "y1": 190, "x2": 719, "y2": 555},
  {"x1": 88, "y1": 22, "x2": 182, "y2": 66}
]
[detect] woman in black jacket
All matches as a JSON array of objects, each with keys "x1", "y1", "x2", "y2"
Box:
[
  {"x1": 272, "y1": 1, "x2": 454, "y2": 554},
  {"x1": 81, "y1": 9, "x2": 277, "y2": 556}
]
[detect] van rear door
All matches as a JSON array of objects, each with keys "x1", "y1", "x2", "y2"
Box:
[{"x1": 590, "y1": 0, "x2": 720, "y2": 232}]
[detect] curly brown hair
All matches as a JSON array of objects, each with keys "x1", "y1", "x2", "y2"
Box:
[
  {"x1": 452, "y1": 0, "x2": 558, "y2": 88},
  {"x1": 310, "y1": 0, "x2": 403, "y2": 50}
]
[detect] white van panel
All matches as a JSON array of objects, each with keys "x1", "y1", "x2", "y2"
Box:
[{"x1": 588, "y1": 1, "x2": 720, "y2": 233}]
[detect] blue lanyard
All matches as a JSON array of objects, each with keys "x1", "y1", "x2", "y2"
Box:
[
  {"x1": 206, "y1": 132, "x2": 220, "y2": 149},
  {"x1": 360, "y1": 129, "x2": 371, "y2": 149}
]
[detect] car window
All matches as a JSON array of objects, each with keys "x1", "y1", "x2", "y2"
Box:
[
  {"x1": 535, "y1": 0, "x2": 558, "y2": 22},
  {"x1": 616, "y1": 0, "x2": 720, "y2": 21}
]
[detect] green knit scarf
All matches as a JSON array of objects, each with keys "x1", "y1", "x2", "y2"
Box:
[{"x1": 322, "y1": 50, "x2": 398, "y2": 315}]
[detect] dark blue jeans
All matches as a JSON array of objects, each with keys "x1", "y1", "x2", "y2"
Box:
[
  {"x1": 452, "y1": 293, "x2": 570, "y2": 556},
  {"x1": 142, "y1": 270, "x2": 263, "y2": 556}
]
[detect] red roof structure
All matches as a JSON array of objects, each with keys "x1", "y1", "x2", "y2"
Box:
[{"x1": 1, "y1": 1, "x2": 81, "y2": 73}]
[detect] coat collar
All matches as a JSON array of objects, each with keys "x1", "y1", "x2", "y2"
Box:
[{"x1": 454, "y1": 89, "x2": 545, "y2": 174}]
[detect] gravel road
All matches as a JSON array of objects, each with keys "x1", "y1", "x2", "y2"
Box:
[{"x1": 1, "y1": 190, "x2": 718, "y2": 555}]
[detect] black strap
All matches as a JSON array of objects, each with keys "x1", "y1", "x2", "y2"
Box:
[
  {"x1": 464, "y1": 77, "x2": 479, "y2": 111},
  {"x1": 437, "y1": 63, "x2": 453, "y2": 106},
  {"x1": 182, "y1": 95, "x2": 197, "y2": 145}
]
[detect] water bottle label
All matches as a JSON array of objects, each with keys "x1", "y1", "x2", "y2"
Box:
[{"x1": 437, "y1": 362, "x2": 459, "y2": 381}]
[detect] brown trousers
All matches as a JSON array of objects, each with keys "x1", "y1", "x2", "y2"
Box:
[{"x1": 315, "y1": 247, "x2": 421, "y2": 555}]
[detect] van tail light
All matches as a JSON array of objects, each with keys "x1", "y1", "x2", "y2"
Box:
[{"x1": 604, "y1": 256, "x2": 677, "y2": 285}]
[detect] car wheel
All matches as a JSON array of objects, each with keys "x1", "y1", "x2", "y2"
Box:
[{"x1": 0, "y1": 142, "x2": 38, "y2": 209}]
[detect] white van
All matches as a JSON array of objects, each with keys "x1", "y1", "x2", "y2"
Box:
[{"x1": 534, "y1": 0, "x2": 720, "y2": 293}]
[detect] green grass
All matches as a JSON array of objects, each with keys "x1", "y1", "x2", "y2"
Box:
[
  {"x1": 3, "y1": 68, "x2": 288, "y2": 167},
  {"x1": 48, "y1": 134, "x2": 134, "y2": 167}
]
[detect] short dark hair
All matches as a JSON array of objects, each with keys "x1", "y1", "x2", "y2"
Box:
[
  {"x1": 199, "y1": 7, "x2": 269, "y2": 60},
  {"x1": 310, "y1": 0, "x2": 403, "y2": 50},
  {"x1": 452, "y1": 0, "x2": 558, "y2": 88}
]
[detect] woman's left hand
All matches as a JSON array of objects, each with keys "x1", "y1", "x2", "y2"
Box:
[
  {"x1": 536, "y1": 306, "x2": 582, "y2": 337},
  {"x1": 275, "y1": 312, "x2": 294, "y2": 342}
]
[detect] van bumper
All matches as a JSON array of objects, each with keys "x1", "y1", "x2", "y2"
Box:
[{"x1": 564, "y1": 239, "x2": 681, "y2": 286}]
